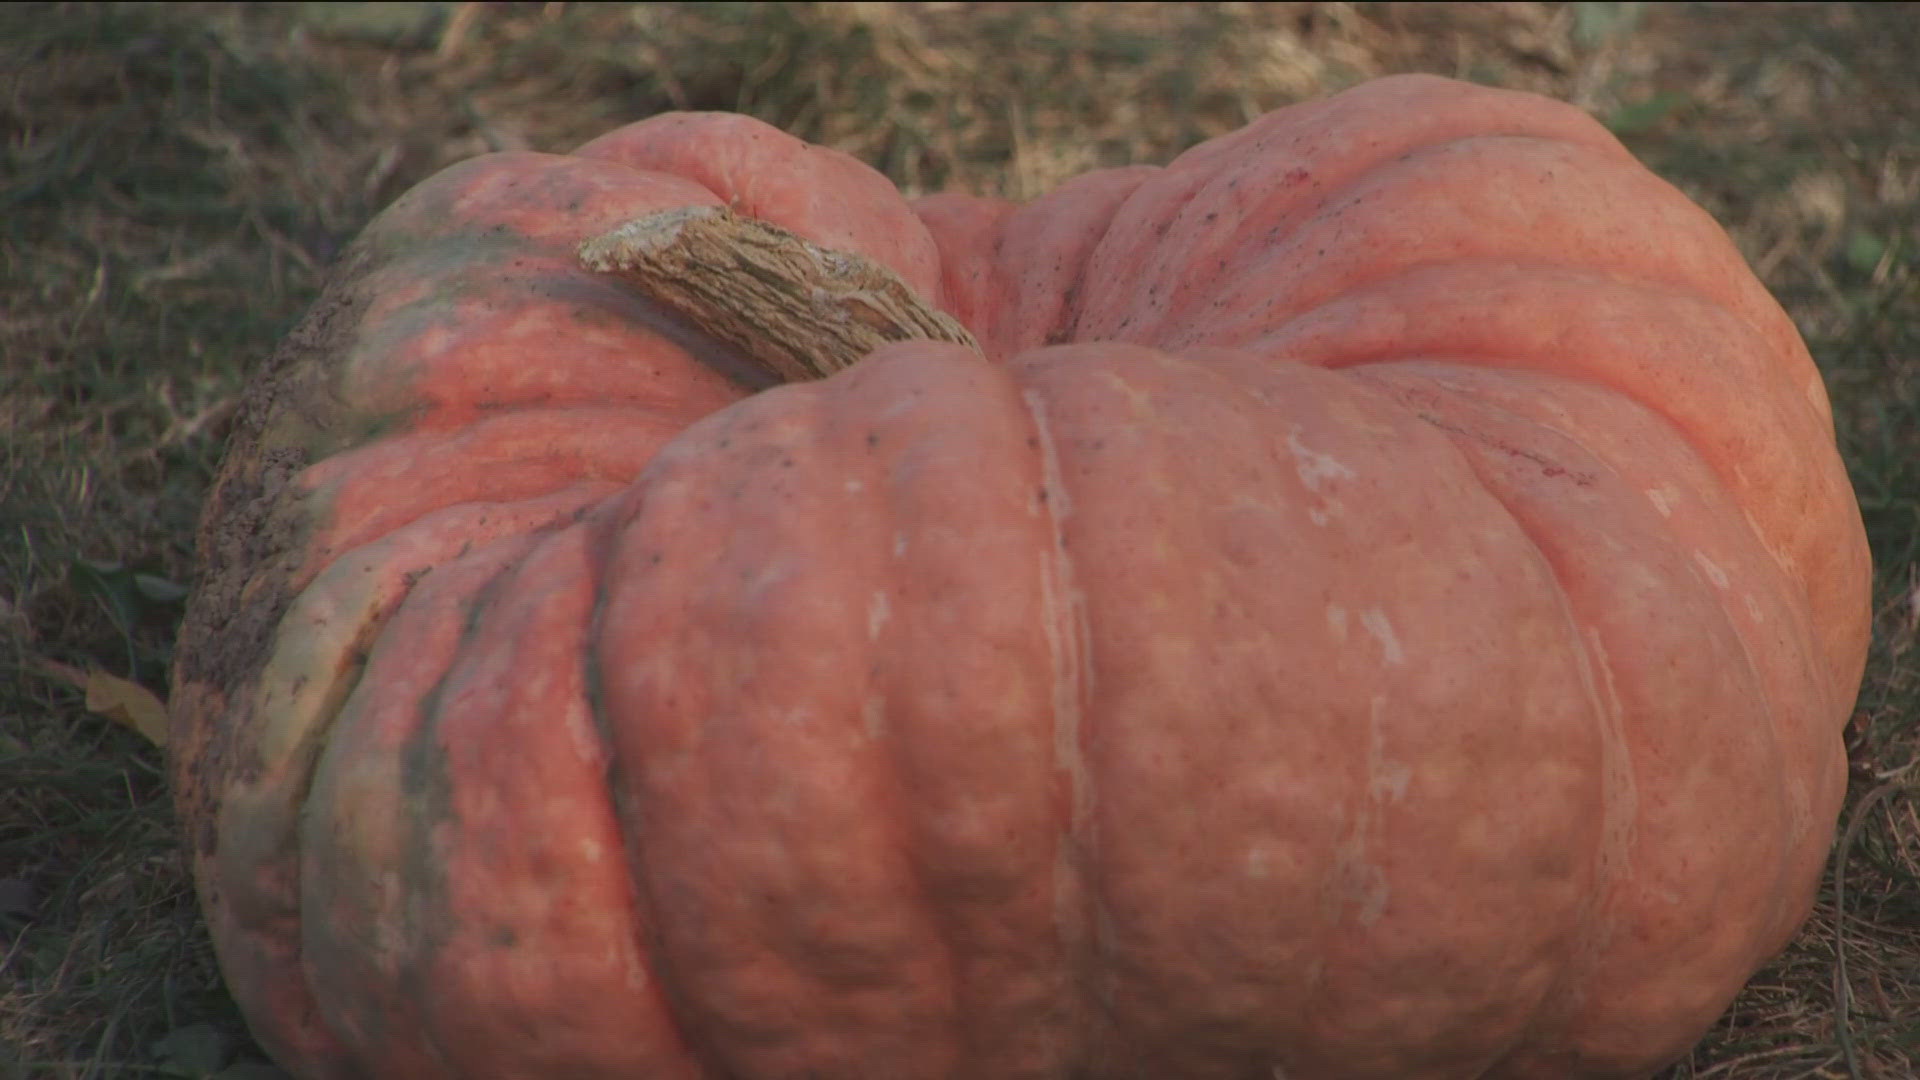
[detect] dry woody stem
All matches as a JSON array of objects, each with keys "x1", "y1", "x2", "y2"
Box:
[{"x1": 579, "y1": 206, "x2": 981, "y2": 382}]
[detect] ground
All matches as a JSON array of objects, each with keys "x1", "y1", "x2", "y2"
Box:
[{"x1": 2, "y1": 3, "x2": 1915, "y2": 1077}]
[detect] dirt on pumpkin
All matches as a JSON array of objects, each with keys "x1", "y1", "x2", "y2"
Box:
[{"x1": 3, "y1": 3, "x2": 1915, "y2": 1077}]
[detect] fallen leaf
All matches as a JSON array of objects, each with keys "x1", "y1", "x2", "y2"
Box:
[
  {"x1": 34, "y1": 656, "x2": 87, "y2": 687},
  {"x1": 35, "y1": 658, "x2": 170, "y2": 745},
  {"x1": 83, "y1": 670, "x2": 170, "y2": 746}
]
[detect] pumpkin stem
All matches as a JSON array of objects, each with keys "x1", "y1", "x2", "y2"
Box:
[{"x1": 579, "y1": 206, "x2": 981, "y2": 383}]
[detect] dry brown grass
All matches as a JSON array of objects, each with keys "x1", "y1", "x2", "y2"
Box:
[{"x1": 3, "y1": 3, "x2": 1915, "y2": 1076}]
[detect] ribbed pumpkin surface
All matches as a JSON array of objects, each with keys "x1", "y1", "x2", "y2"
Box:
[{"x1": 171, "y1": 75, "x2": 1871, "y2": 1079}]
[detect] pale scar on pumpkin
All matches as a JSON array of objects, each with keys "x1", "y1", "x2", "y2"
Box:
[
  {"x1": 1019, "y1": 384, "x2": 1097, "y2": 946},
  {"x1": 1357, "y1": 607, "x2": 1405, "y2": 666},
  {"x1": 1286, "y1": 424, "x2": 1354, "y2": 526},
  {"x1": 578, "y1": 206, "x2": 982, "y2": 383}
]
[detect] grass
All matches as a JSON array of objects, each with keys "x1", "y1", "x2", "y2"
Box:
[{"x1": 2, "y1": 2, "x2": 1915, "y2": 1076}]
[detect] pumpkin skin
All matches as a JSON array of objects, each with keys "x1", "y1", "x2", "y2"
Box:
[{"x1": 169, "y1": 73, "x2": 1872, "y2": 1079}]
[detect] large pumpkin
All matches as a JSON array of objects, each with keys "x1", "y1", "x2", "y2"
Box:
[{"x1": 170, "y1": 74, "x2": 1872, "y2": 1078}]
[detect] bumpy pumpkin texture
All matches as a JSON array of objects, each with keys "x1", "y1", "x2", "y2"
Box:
[{"x1": 171, "y1": 74, "x2": 1871, "y2": 1079}]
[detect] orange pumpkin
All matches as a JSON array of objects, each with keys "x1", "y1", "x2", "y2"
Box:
[{"x1": 171, "y1": 74, "x2": 1871, "y2": 1078}]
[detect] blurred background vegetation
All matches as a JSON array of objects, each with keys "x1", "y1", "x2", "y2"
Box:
[{"x1": 3, "y1": 3, "x2": 1915, "y2": 1076}]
